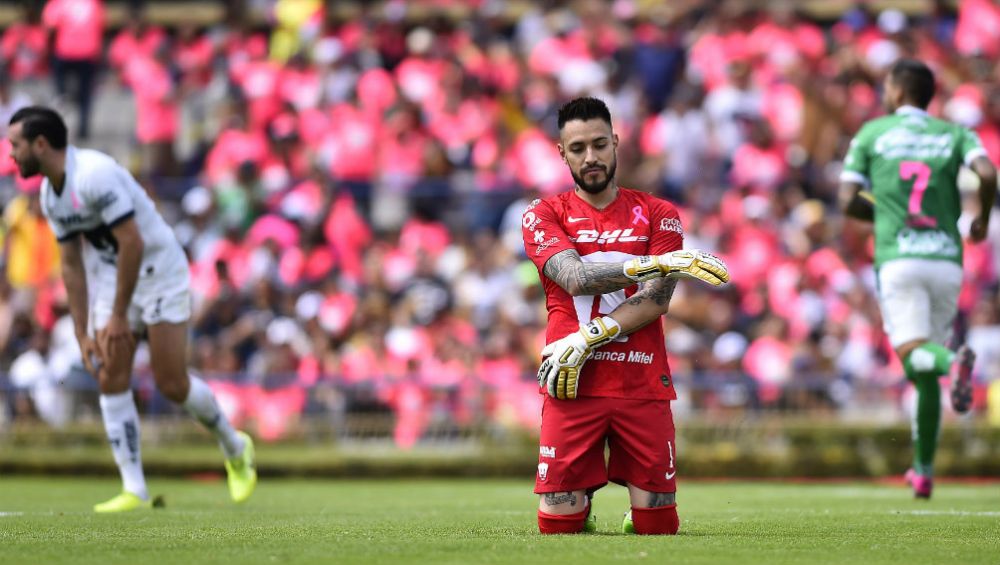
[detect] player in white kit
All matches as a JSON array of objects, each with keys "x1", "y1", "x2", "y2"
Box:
[{"x1": 7, "y1": 107, "x2": 256, "y2": 512}]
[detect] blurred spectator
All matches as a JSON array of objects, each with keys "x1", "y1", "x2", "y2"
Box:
[
  {"x1": 2, "y1": 191, "x2": 60, "y2": 291},
  {"x1": 123, "y1": 40, "x2": 181, "y2": 177},
  {"x1": 0, "y1": 75, "x2": 32, "y2": 135},
  {"x1": 107, "y1": 8, "x2": 166, "y2": 77},
  {"x1": 42, "y1": 0, "x2": 104, "y2": 139},
  {"x1": 1, "y1": 3, "x2": 49, "y2": 83},
  {"x1": 270, "y1": 0, "x2": 323, "y2": 63}
]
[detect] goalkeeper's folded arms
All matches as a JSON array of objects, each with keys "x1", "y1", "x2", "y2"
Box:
[{"x1": 623, "y1": 250, "x2": 729, "y2": 286}]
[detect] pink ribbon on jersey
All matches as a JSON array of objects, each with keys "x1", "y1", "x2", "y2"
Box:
[{"x1": 631, "y1": 206, "x2": 649, "y2": 225}]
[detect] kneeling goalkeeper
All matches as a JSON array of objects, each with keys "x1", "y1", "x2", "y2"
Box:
[{"x1": 522, "y1": 97, "x2": 730, "y2": 535}]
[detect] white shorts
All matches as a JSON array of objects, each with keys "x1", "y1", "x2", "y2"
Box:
[
  {"x1": 877, "y1": 258, "x2": 963, "y2": 348},
  {"x1": 88, "y1": 263, "x2": 192, "y2": 336}
]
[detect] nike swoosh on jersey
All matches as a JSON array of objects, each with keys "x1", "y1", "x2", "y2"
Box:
[{"x1": 567, "y1": 216, "x2": 589, "y2": 223}]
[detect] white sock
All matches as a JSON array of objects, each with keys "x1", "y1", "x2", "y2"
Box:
[
  {"x1": 99, "y1": 392, "x2": 148, "y2": 500},
  {"x1": 182, "y1": 375, "x2": 244, "y2": 459}
]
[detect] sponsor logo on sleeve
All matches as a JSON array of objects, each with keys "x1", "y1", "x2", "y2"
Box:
[
  {"x1": 539, "y1": 446, "x2": 556, "y2": 458},
  {"x1": 535, "y1": 236, "x2": 561, "y2": 255},
  {"x1": 523, "y1": 211, "x2": 541, "y2": 231},
  {"x1": 93, "y1": 192, "x2": 119, "y2": 211},
  {"x1": 525, "y1": 198, "x2": 541, "y2": 211},
  {"x1": 659, "y1": 218, "x2": 684, "y2": 235}
]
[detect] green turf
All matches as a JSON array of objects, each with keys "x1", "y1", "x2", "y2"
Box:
[{"x1": 1, "y1": 478, "x2": 998, "y2": 565}]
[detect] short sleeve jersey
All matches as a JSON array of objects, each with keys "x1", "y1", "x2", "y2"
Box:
[
  {"x1": 40, "y1": 146, "x2": 187, "y2": 278},
  {"x1": 522, "y1": 187, "x2": 684, "y2": 400},
  {"x1": 840, "y1": 106, "x2": 988, "y2": 268}
]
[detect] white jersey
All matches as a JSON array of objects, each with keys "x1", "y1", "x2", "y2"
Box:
[{"x1": 40, "y1": 146, "x2": 188, "y2": 295}]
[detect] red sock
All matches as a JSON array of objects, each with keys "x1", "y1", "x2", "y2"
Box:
[
  {"x1": 631, "y1": 504, "x2": 679, "y2": 535},
  {"x1": 538, "y1": 508, "x2": 588, "y2": 534}
]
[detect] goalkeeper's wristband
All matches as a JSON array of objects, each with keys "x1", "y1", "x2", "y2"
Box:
[
  {"x1": 579, "y1": 316, "x2": 622, "y2": 348},
  {"x1": 623, "y1": 256, "x2": 661, "y2": 282}
]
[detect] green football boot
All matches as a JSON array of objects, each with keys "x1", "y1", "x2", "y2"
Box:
[
  {"x1": 93, "y1": 492, "x2": 152, "y2": 513},
  {"x1": 622, "y1": 510, "x2": 636, "y2": 534},
  {"x1": 225, "y1": 431, "x2": 257, "y2": 503}
]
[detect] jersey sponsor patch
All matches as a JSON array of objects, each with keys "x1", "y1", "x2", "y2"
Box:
[
  {"x1": 896, "y1": 228, "x2": 960, "y2": 257},
  {"x1": 591, "y1": 349, "x2": 655, "y2": 364},
  {"x1": 659, "y1": 217, "x2": 684, "y2": 235},
  {"x1": 570, "y1": 228, "x2": 648, "y2": 244},
  {"x1": 874, "y1": 130, "x2": 953, "y2": 159}
]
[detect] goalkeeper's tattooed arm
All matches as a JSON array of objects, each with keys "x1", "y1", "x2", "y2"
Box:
[
  {"x1": 543, "y1": 248, "x2": 729, "y2": 295},
  {"x1": 543, "y1": 249, "x2": 643, "y2": 296},
  {"x1": 609, "y1": 277, "x2": 678, "y2": 336}
]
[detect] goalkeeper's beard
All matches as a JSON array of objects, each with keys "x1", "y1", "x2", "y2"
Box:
[{"x1": 572, "y1": 159, "x2": 617, "y2": 194}]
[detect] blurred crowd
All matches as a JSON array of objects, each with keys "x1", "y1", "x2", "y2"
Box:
[{"x1": 3, "y1": 0, "x2": 1000, "y2": 441}]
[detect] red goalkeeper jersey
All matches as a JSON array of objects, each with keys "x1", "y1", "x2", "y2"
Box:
[{"x1": 522, "y1": 187, "x2": 684, "y2": 400}]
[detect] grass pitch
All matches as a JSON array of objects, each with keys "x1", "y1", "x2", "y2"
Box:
[{"x1": 1, "y1": 477, "x2": 998, "y2": 565}]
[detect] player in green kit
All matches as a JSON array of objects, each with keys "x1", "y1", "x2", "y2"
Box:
[{"x1": 840, "y1": 59, "x2": 997, "y2": 499}]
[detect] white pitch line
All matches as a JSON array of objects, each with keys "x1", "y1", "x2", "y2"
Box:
[
  {"x1": 894, "y1": 510, "x2": 1000, "y2": 517},
  {"x1": 0, "y1": 512, "x2": 24, "y2": 517}
]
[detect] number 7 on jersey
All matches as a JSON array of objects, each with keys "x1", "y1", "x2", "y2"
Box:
[{"x1": 900, "y1": 161, "x2": 937, "y2": 228}]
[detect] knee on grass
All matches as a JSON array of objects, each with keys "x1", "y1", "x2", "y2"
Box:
[
  {"x1": 630, "y1": 504, "x2": 679, "y2": 535},
  {"x1": 538, "y1": 491, "x2": 589, "y2": 534}
]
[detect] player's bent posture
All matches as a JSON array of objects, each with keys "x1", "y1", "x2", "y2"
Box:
[
  {"x1": 8, "y1": 107, "x2": 257, "y2": 512},
  {"x1": 522, "y1": 97, "x2": 729, "y2": 535},
  {"x1": 840, "y1": 60, "x2": 996, "y2": 499}
]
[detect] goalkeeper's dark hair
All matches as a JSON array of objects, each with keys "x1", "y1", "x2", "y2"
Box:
[
  {"x1": 557, "y1": 97, "x2": 612, "y2": 131},
  {"x1": 8, "y1": 106, "x2": 68, "y2": 149},
  {"x1": 889, "y1": 59, "x2": 936, "y2": 109}
]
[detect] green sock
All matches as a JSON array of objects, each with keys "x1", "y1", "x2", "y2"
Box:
[
  {"x1": 903, "y1": 342, "x2": 954, "y2": 379},
  {"x1": 910, "y1": 374, "x2": 940, "y2": 477},
  {"x1": 902, "y1": 345, "x2": 948, "y2": 477}
]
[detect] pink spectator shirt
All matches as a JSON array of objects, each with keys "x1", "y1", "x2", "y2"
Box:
[
  {"x1": 1, "y1": 23, "x2": 48, "y2": 79},
  {"x1": 43, "y1": 0, "x2": 104, "y2": 61}
]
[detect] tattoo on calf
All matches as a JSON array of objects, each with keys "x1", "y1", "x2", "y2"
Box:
[
  {"x1": 647, "y1": 492, "x2": 676, "y2": 508},
  {"x1": 544, "y1": 492, "x2": 578, "y2": 507}
]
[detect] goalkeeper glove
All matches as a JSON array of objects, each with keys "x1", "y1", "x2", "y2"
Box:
[
  {"x1": 537, "y1": 316, "x2": 622, "y2": 400},
  {"x1": 623, "y1": 250, "x2": 730, "y2": 286}
]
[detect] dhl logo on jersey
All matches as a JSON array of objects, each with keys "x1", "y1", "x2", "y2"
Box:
[{"x1": 570, "y1": 228, "x2": 649, "y2": 244}]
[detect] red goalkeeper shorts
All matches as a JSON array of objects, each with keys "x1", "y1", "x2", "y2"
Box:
[{"x1": 534, "y1": 396, "x2": 677, "y2": 494}]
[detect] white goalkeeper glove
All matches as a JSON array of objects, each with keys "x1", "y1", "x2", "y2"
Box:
[
  {"x1": 623, "y1": 250, "x2": 730, "y2": 286},
  {"x1": 537, "y1": 316, "x2": 622, "y2": 400}
]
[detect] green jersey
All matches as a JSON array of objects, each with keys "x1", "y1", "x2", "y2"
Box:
[{"x1": 841, "y1": 106, "x2": 987, "y2": 268}]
